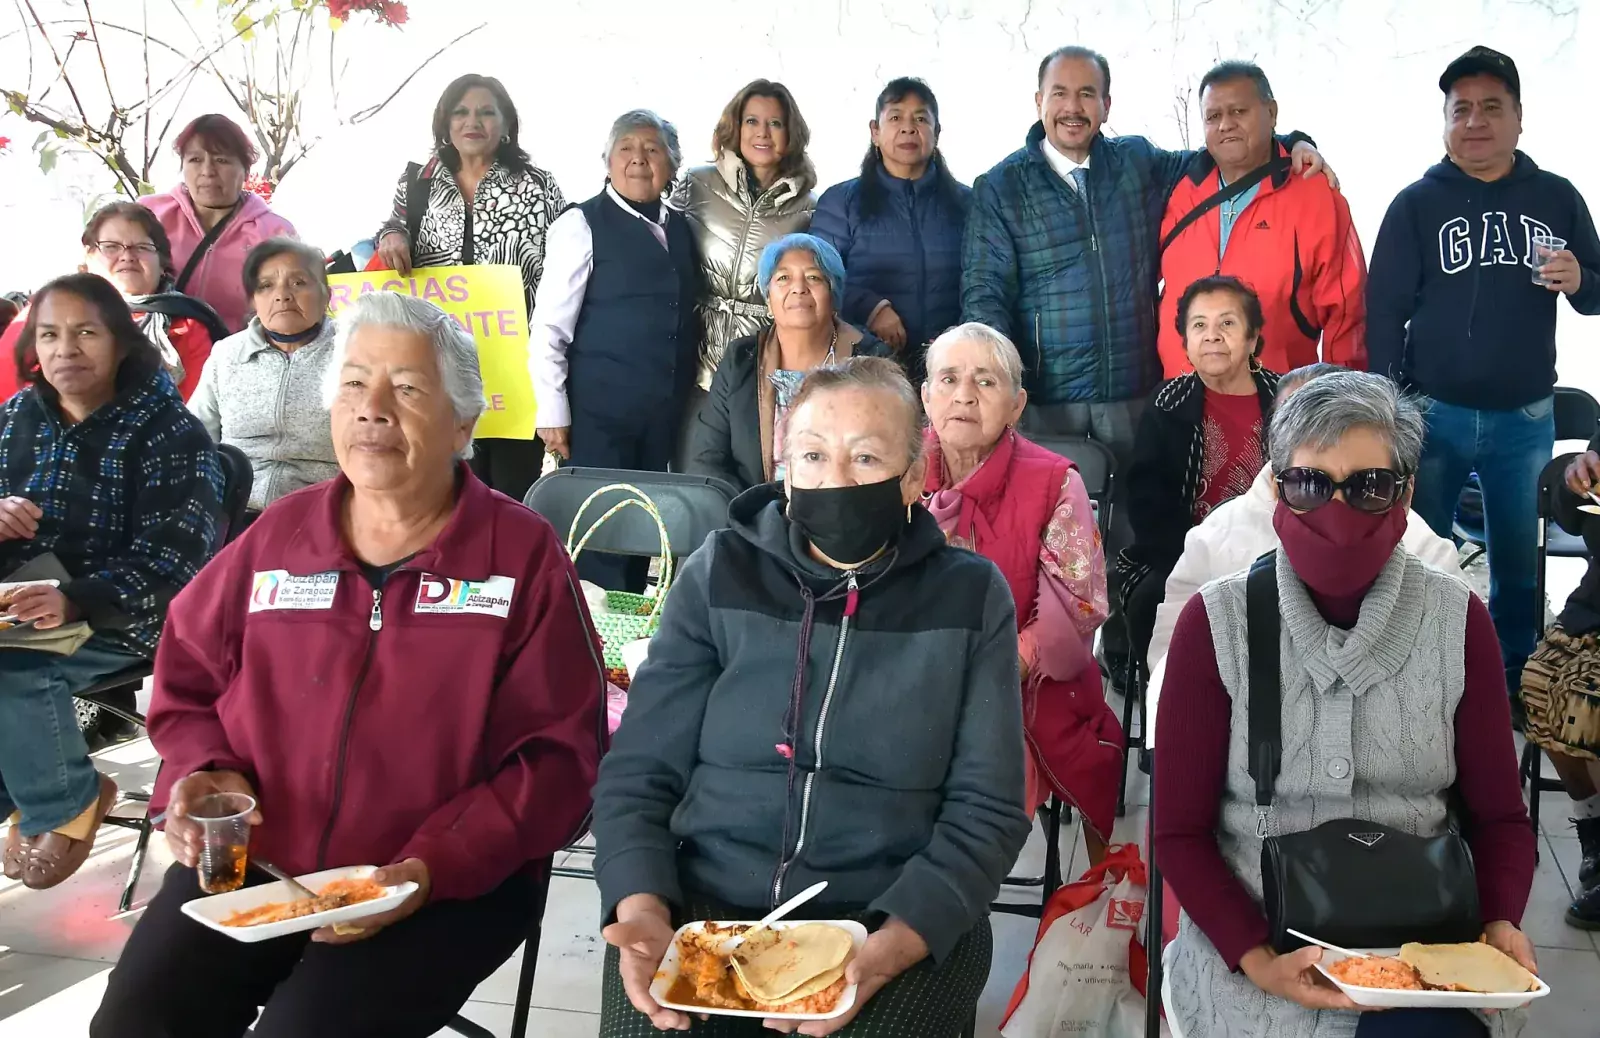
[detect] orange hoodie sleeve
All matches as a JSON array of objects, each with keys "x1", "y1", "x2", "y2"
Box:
[{"x1": 1310, "y1": 185, "x2": 1369, "y2": 369}]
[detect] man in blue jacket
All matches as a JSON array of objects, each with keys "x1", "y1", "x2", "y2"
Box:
[
  {"x1": 961, "y1": 47, "x2": 1321, "y2": 527},
  {"x1": 1368, "y1": 46, "x2": 1600, "y2": 703}
]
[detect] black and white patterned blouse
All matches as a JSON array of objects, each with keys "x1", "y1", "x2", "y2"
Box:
[{"x1": 378, "y1": 157, "x2": 567, "y2": 313}]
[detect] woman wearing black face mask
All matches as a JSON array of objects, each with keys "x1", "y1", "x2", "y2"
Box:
[
  {"x1": 1153, "y1": 371, "x2": 1536, "y2": 1038},
  {"x1": 590, "y1": 355, "x2": 1031, "y2": 1037}
]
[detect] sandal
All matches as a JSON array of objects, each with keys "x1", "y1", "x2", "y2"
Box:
[{"x1": 22, "y1": 775, "x2": 118, "y2": 890}]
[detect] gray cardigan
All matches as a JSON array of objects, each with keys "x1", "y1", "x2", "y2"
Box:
[{"x1": 187, "y1": 320, "x2": 339, "y2": 511}]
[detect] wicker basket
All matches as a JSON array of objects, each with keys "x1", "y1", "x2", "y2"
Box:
[{"x1": 567, "y1": 484, "x2": 674, "y2": 670}]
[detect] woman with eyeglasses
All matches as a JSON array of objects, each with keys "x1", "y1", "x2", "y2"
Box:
[
  {"x1": 1118, "y1": 275, "x2": 1279, "y2": 681},
  {"x1": 1153, "y1": 370, "x2": 1536, "y2": 1038},
  {"x1": 0, "y1": 202, "x2": 229, "y2": 404}
]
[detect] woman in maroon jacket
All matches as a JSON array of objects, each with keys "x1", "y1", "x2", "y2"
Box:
[{"x1": 91, "y1": 292, "x2": 607, "y2": 1038}]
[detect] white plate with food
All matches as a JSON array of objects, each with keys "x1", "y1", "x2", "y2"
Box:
[
  {"x1": 650, "y1": 918, "x2": 867, "y2": 1020},
  {"x1": 0, "y1": 579, "x2": 58, "y2": 625},
  {"x1": 180, "y1": 865, "x2": 417, "y2": 943},
  {"x1": 1314, "y1": 940, "x2": 1550, "y2": 1009}
]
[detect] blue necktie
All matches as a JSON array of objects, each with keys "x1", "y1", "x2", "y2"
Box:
[{"x1": 1070, "y1": 166, "x2": 1089, "y2": 196}]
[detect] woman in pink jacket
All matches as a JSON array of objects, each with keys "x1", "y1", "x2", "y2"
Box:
[{"x1": 140, "y1": 115, "x2": 297, "y2": 333}]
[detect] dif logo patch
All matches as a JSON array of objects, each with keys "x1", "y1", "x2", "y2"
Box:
[{"x1": 414, "y1": 574, "x2": 516, "y2": 618}]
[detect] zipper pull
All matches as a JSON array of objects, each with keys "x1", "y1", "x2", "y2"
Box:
[
  {"x1": 369, "y1": 589, "x2": 383, "y2": 632},
  {"x1": 1256, "y1": 807, "x2": 1270, "y2": 839},
  {"x1": 1091, "y1": 233, "x2": 1099, "y2": 252},
  {"x1": 844, "y1": 572, "x2": 859, "y2": 618}
]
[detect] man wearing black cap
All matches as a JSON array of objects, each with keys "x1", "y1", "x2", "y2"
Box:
[{"x1": 1368, "y1": 46, "x2": 1600, "y2": 718}]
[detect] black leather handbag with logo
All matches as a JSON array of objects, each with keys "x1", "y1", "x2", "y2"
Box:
[{"x1": 1245, "y1": 553, "x2": 1483, "y2": 953}]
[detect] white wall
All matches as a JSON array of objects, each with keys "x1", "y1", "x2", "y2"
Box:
[{"x1": 3, "y1": 0, "x2": 1597, "y2": 388}]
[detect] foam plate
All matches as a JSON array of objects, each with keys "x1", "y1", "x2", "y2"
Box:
[
  {"x1": 1314, "y1": 946, "x2": 1550, "y2": 1010},
  {"x1": 180, "y1": 865, "x2": 417, "y2": 943},
  {"x1": 650, "y1": 918, "x2": 868, "y2": 1020}
]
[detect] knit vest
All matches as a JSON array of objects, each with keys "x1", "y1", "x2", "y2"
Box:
[
  {"x1": 1164, "y1": 547, "x2": 1521, "y2": 1038},
  {"x1": 567, "y1": 192, "x2": 700, "y2": 417},
  {"x1": 922, "y1": 428, "x2": 1068, "y2": 621}
]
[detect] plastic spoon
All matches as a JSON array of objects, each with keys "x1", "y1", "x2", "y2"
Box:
[
  {"x1": 1288, "y1": 928, "x2": 1370, "y2": 960},
  {"x1": 253, "y1": 859, "x2": 316, "y2": 902},
  {"x1": 1579, "y1": 490, "x2": 1600, "y2": 515},
  {"x1": 723, "y1": 881, "x2": 829, "y2": 957}
]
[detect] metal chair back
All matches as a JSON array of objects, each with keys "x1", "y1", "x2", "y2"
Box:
[
  {"x1": 1555, "y1": 385, "x2": 1600, "y2": 444},
  {"x1": 214, "y1": 443, "x2": 255, "y2": 550},
  {"x1": 1021, "y1": 433, "x2": 1117, "y2": 536},
  {"x1": 524, "y1": 467, "x2": 739, "y2": 560}
]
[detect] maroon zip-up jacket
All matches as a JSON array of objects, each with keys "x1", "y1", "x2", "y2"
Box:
[{"x1": 148, "y1": 466, "x2": 607, "y2": 902}]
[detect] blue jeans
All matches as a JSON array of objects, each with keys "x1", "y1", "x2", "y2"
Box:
[
  {"x1": 0, "y1": 635, "x2": 145, "y2": 835},
  {"x1": 1414, "y1": 395, "x2": 1555, "y2": 685}
]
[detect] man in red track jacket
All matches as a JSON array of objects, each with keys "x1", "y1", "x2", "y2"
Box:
[{"x1": 1157, "y1": 61, "x2": 1367, "y2": 377}]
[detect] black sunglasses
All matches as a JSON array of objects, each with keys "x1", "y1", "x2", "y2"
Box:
[{"x1": 1275, "y1": 466, "x2": 1411, "y2": 514}]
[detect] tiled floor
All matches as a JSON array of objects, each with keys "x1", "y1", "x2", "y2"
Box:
[{"x1": 3, "y1": 554, "x2": 1597, "y2": 1036}]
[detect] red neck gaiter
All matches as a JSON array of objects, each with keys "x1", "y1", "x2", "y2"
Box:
[{"x1": 1272, "y1": 498, "x2": 1408, "y2": 599}]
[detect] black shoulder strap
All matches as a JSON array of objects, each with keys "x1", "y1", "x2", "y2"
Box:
[
  {"x1": 1246, "y1": 551, "x2": 1282, "y2": 808},
  {"x1": 405, "y1": 161, "x2": 426, "y2": 247},
  {"x1": 1160, "y1": 155, "x2": 1291, "y2": 255},
  {"x1": 174, "y1": 202, "x2": 241, "y2": 294},
  {"x1": 133, "y1": 293, "x2": 230, "y2": 342}
]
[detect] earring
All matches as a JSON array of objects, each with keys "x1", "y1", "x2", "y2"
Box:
[
  {"x1": 906, "y1": 503, "x2": 913, "y2": 523},
  {"x1": 500, "y1": 134, "x2": 510, "y2": 144}
]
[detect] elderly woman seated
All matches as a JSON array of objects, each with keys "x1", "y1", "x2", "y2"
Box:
[
  {"x1": 188, "y1": 238, "x2": 339, "y2": 514},
  {"x1": 0, "y1": 201, "x2": 229, "y2": 401},
  {"x1": 91, "y1": 293, "x2": 606, "y2": 1038},
  {"x1": 0, "y1": 273, "x2": 220, "y2": 891},
  {"x1": 594, "y1": 356, "x2": 1031, "y2": 1037},
  {"x1": 1119, "y1": 274, "x2": 1280, "y2": 676},
  {"x1": 1155, "y1": 371, "x2": 1536, "y2": 1038},
  {"x1": 690, "y1": 232, "x2": 889, "y2": 491},
  {"x1": 920, "y1": 321, "x2": 1121, "y2": 864}
]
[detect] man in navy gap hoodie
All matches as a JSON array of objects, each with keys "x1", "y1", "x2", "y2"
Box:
[{"x1": 1368, "y1": 46, "x2": 1600, "y2": 700}]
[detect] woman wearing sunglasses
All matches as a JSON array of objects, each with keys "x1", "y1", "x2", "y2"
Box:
[
  {"x1": 1118, "y1": 274, "x2": 1280, "y2": 684},
  {"x1": 1153, "y1": 370, "x2": 1536, "y2": 1038}
]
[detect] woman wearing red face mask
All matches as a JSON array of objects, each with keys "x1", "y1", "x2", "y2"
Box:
[{"x1": 1153, "y1": 371, "x2": 1536, "y2": 1038}]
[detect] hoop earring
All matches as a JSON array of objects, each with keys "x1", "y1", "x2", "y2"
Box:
[{"x1": 500, "y1": 134, "x2": 510, "y2": 144}]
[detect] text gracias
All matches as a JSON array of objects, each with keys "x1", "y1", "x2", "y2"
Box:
[{"x1": 329, "y1": 273, "x2": 521, "y2": 412}]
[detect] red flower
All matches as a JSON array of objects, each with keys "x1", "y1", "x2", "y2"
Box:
[
  {"x1": 0, "y1": 137, "x2": 10, "y2": 153},
  {"x1": 380, "y1": 2, "x2": 408, "y2": 24},
  {"x1": 326, "y1": 0, "x2": 407, "y2": 24},
  {"x1": 243, "y1": 173, "x2": 275, "y2": 204}
]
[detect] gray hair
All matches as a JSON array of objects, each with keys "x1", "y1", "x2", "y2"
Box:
[
  {"x1": 786, "y1": 355, "x2": 926, "y2": 467},
  {"x1": 924, "y1": 321, "x2": 1025, "y2": 395},
  {"x1": 241, "y1": 237, "x2": 329, "y2": 301},
  {"x1": 322, "y1": 292, "x2": 485, "y2": 460},
  {"x1": 1267, "y1": 370, "x2": 1425, "y2": 476},
  {"x1": 1275, "y1": 361, "x2": 1344, "y2": 404},
  {"x1": 603, "y1": 109, "x2": 682, "y2": 175}
]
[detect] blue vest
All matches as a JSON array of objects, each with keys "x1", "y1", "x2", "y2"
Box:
[{"x1": 567, "y1": 190, "x2": 700, "y2": 418}]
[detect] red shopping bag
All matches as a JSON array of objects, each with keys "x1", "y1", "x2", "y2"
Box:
[{"x1": 1000, "y1": 843, "x2": 1152, "y2": 1038}]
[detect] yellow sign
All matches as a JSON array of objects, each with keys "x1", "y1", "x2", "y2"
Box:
[{"x1": 326, "y1": 264, "x2": 534, "y2": 440}]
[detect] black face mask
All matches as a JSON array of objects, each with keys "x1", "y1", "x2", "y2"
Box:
[{"x1": 787, "y1": 477, "x2": 909, "y2": 566}]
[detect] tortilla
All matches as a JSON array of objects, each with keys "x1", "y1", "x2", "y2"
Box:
[
  {"x1": 733, "y1": 923, "x2": 855, "y2": 1003},
  {"x1": 1399, "y1": 942, "x2": 1539, "y2": 994}
]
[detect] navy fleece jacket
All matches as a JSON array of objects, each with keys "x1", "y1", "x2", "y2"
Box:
[{"x1": 1367, "y1": 152, "x2": 1600, "y2": 410}]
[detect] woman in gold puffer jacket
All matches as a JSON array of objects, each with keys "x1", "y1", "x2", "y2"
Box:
[{"x1": 673, "y1": 79, "x2": 818, "y2": 392}]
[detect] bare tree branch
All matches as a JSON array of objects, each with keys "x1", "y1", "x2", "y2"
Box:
[{"x1": 346, "y1": 22, "x2": 487, "y2": 124}]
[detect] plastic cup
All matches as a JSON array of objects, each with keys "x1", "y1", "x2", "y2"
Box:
[
  {"x1": 190, "y1": 792, "x2": 255, "y2": 894},
  {"x1": 1532, "y1": 232, "x2": 1567, "y2": 285}
]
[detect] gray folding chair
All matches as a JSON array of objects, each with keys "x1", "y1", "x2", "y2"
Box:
[{"x1": 524, "y1": 467, "x2": 739, "y2": 881}]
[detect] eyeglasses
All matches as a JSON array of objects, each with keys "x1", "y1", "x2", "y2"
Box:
[
  {"x1": 93, "y1": 241, "x2": 160, "y2": 259},
  {"x1": 1275, "y1": 466, "x2": 1411, "y2": 514}
]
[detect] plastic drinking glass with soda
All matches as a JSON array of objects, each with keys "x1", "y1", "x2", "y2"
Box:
[{"x1": 190, "y1": 792, "x2": 256, "y2": 894}]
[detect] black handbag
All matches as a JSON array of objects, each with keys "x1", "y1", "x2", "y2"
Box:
[{"x1": 1245, "y1": 552, "x2": 1483, "y2": 953}]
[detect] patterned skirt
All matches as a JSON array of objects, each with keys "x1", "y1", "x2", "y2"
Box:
[{"x1": 1522, "y1": 624, "x2": 1600, "y2": 760}]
